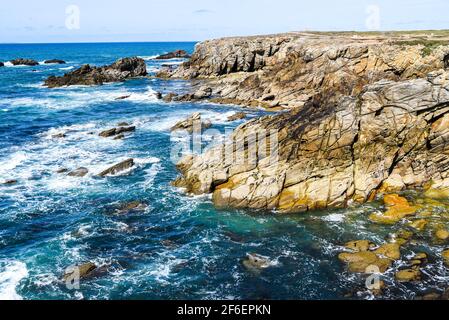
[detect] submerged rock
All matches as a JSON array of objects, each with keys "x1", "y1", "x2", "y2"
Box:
[
  {"x1": 10, "y1": 58, "x2": 39, "y2": 66},
  {"x1": 67, "y1": 167, "x2": 89, "y2": 177},
  {"x1": 45, "y1": 57, "x2": 147, "y2": 88},
  {"x1": 369, "y1": 195, "x2": 418, "y2": 225},
  {"x1": 98, "y1": 159, "x2": 134, "y2": 177},
  {"x1": 44, "y1": 59, "x2": 66, "y2": 64},
  {"x1": 155, "y1": 50, "x2": 190, "y2": 60},
  {"x1": 114, "y1": 201, "x2": 148, "y2": 215}
]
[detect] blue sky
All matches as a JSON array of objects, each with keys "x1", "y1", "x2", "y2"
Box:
[{"x1": 0, "y1": 0, "x2": 448, "y2": 43}]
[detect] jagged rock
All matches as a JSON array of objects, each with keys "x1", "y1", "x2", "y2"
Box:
[
  {"x1": 99, "y1": 126, "x2": 135, "y2": 138},
  {"x1": 171, "y1": 112, "x2": 212, "y2": 134},
  {"x1": 115, "y1": 95, "x2": 131, "y2": 100},
  {"x1": 52, "y1": 133, "x2": 66, "y2": 139},
  {"x1": 56, "y1": 168, "x2": 69, "y2": 174},
  {"x1": 344, "y1": 240, "x2": 376, "y2": 252},
  {"x1": 163, "y1": 32, "x2": 449, "y2": 109},
  {"x1": 155, "y1": 50, "x2": 190, "y2": 60},
  {"x1": 242, "y1": 253, "x2": 272, "y2": 271},
  {"x1": 163, "y1": 93, "x2": 178, "y2": 102},
  {"x1": 0, "y1": 62, "x2": 4, "y2": 67},
  {"x1": 44, "y1": 59, "x2": 66, "y2": 64},
  {"x1": 173, "y1": 70, "x2": 449, "y2": 212},
  {"x1": 63, "y1": 262, "x2": 97, "y2": 281},
  {"x1": 227, "y1": 112, "x2": 247, "y2": 122},
  {"x1": 193, "y1": 87, "x2": 212, "y2": 99},
  {"x1": 155, "y1": 92, "x2": 163, "y2": 99},
  {"x1": 117, "y1": 122, "x2": 130, "y2": 127},
  {"x1": 67, "y1": 167, "x2": 89, "y2": 177},
  {"x1": 98, "y1": 159, "x2": 134, "y2": 177},
  {"x1": 10, "y1": 58, "x2": 39, "y2": 66},
  {"x1": 44, "y1": 57, "x2": 147, "y2": 88},
  {"x1": 395, "y1": 269, "x2": 422, "y2": 282},
  {"x1": 2, "y1": 180, "x2": 17, "y2": 185}
]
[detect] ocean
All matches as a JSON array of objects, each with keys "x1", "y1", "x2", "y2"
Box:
[{"x1": 0, "y1": 42, "x2": 447, "y2": 300}]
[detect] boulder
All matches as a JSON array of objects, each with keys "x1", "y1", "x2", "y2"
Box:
[
  {"x1": 45, "y1": 57, "x2": 147, "y2": 88},
  {"x1": 98, "y1": 159, "x2": 134, "y2": 177},
  {"x1": 338, "y1": 251, "x2": 392, "y2": 274},
  {"x1": 10, "y1": 58, "x2": 39, "y2": 66},
  {"x1": 374, "y1": 243, "x2": 401, "y2": 261},
  {"x1": 56, "y1": 168, "x2": 69, "y2": 174},
  {"x1": 227, "y1": 112, "x2": 247, "y2": 122},
  {"x1": 163, "y1": 93, "x2": 178, "y2": 102},
  {"x1": 99, "y1": 126, "x2": 135, "y2": 138},
  {"x1": 155, "y1": 50, "x2": 190, "y2": 60},
  {"x1": 63, "y1": 262, "x2": 97, "y2": 281},
  {"x1": 395, "y1": 269, "x2": 422, "y2": 282},
  {"x1": 435, "y1": 229, "x2": 449, "y2": 241},
  {"x1": 242, "y1": 253, "x2": 272, "y2": 272},
  {"x1": 0, "y1": 62, "x2": 4, "y2": 67},
  {"x1": 369, "y1": 195, "x2": 418, "y2": 225},
  {"x1": 67, "y1": 167, "x2": 89, "y2": 177},
  {"x1": 171, "y1": 112, "x2": 212, "y2": 134},
  {"x1": 44, "y1": 59, "x2": 66, "y2": 64},
  {"x1": 442, "y1": 249, "x2": 449, "y2": 266},
  {"x1": 344, "y1": 240, "x2": 376, "y2": 252},
  {"x1": 193, "y1": 87, "x2": 212, "y2": 99},
  {"x1": 408, "y1": 219, "x2": 428, "y2": 232}
]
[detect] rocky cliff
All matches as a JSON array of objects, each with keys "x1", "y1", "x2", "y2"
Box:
[
  {"x1": 161, "y1": 32, "x2": 449, "y2": 110},
  {"x1": 174, "y1": 70, "x2": 449, "y2": 212},
  {"x1": 169, "y1": 32, "x2": 449, "y2": 212}
]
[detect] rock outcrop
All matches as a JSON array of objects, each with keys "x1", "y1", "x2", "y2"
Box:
[
  {"x1": 173, "y1": 70, "x2": 449, "y2": 212},
  {"x1": 155, "y1": 50, "x2": 190, "y2": 60},
  {"x1": 171, "y1": 112, "x2": 212, "y2": 134},
  {"x1": 44, "y1": 59, "x2": 66, "y2": 64},
  {"x1": 162, "y1": 32, "x2": 449, "y2": 110},
  {"x1": 10, "y1": 58, "x2": 39, "y2": 66},
  {"x1": 98, "y1": 159, "x2": 134, "y2": 177},
  {"x1": 45, "y1": 57, "x2": 147, "y2": 88}
]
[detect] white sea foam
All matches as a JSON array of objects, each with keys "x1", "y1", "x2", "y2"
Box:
[
  {"x1": 4, "y1": 61, "x2": 13, "y2": 67},
  {"x1": 322, "y1": 213, "x2": 346, "y2": 223},
  {"x1": 0, "y1": 261, "x2": 28, "y2": 300},
  {"x1": 138, "y1": 55, "x2": 158, "y2": 61},
  {"x1": 59, "y1": 66, "x2": 75, "y2": 71}
]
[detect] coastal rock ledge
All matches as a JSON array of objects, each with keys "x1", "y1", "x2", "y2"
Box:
[
  {"x1": 45, "y1": 57, "x2": 147, "y2": 88},
  {"x1": 173, "y1": 70, "x2": 449, "y2": 212}
]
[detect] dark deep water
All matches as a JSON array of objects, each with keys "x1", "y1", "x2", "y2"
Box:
[{"x1": 0, "y1": 42, "x2": 448, "y2": 300}]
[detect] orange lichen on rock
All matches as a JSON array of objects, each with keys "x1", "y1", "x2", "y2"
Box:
[{"x1": 369, "y1": 194, "x2": 418, "y2": 225}]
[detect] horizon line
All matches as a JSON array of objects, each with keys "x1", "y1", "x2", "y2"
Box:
[{"x1": 2, "y1": 28, "x2": 449, "y2": 45}]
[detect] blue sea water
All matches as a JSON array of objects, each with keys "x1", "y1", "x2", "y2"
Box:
[{"x1": 0, "y1": 42, "x2": 448, "y2": 300}]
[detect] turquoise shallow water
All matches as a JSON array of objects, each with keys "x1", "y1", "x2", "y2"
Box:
[{"x1": 0, "y1": 43, "x2": 448, "y2": 300}]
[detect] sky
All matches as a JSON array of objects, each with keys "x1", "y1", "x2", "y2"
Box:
[{"x1": 0, "y1": 0, "x2": 448, "y2": 43}]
